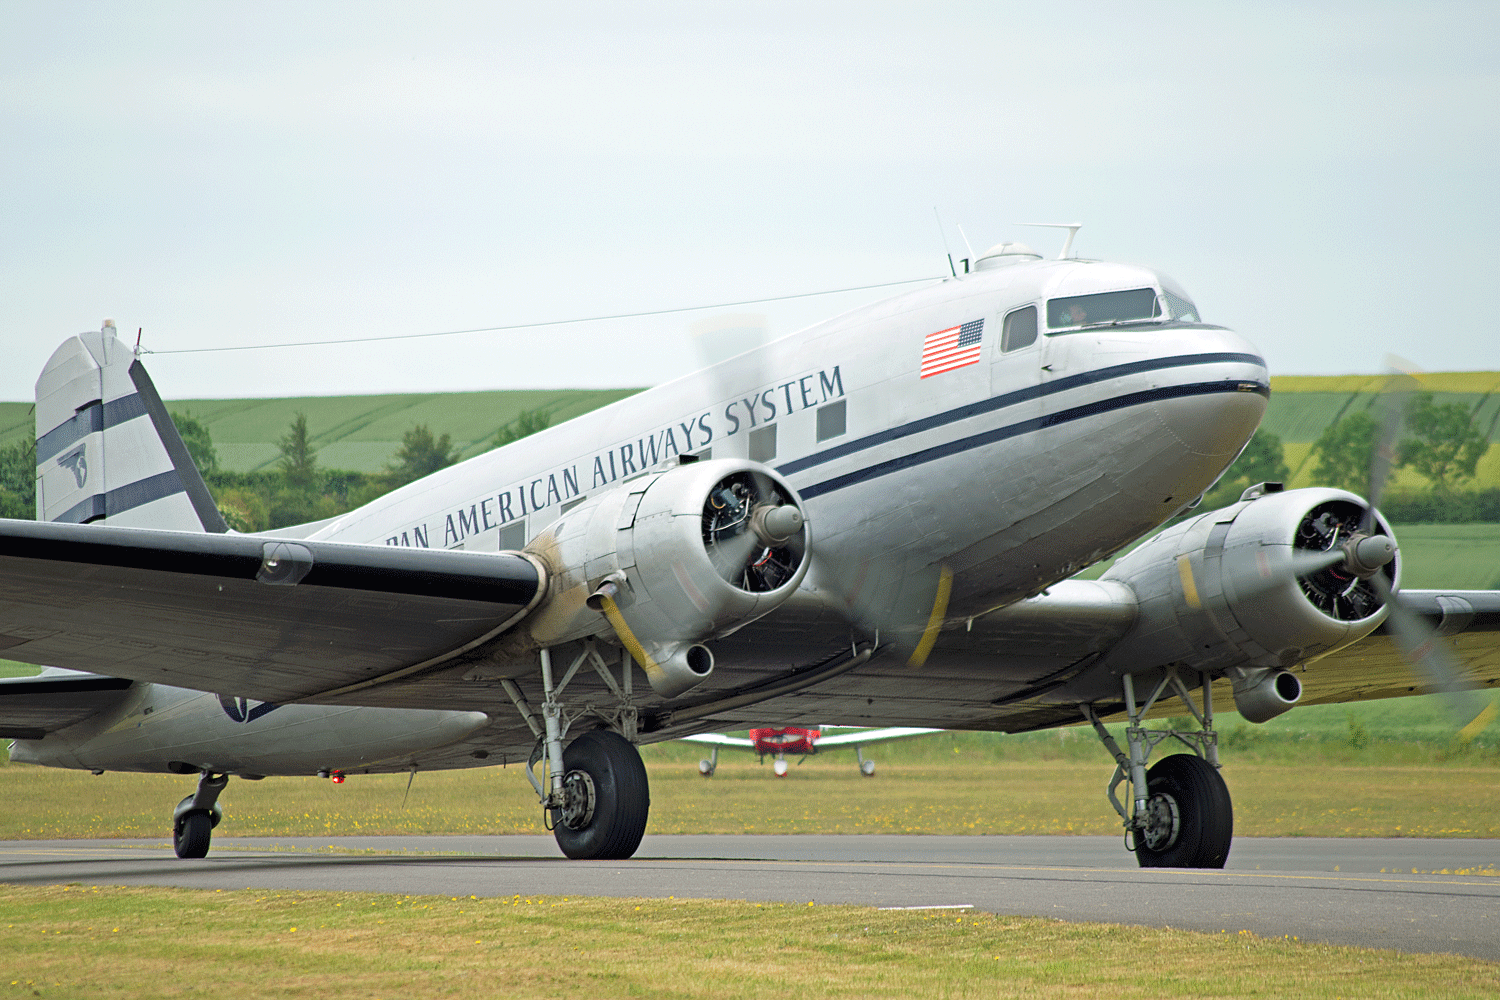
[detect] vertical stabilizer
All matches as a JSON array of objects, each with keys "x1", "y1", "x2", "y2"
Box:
[{"x1": 34, "y1": 322, "x2": 227, "y2": 532}]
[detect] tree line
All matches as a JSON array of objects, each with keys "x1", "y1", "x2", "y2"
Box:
[
  {"x1": 0, "y1": 392, "x2": 1495, "y2": 527},
  {"x1": 1200, "y1": 392, "x2": 1497, "y2": 521},
  {"x1": 0, "y1": 406, "x2": 554, "y2": 532}
]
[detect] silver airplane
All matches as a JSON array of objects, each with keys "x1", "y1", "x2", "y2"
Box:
[{"x1": 3, "y1": 237, "x2": 1496, "y2": 868}]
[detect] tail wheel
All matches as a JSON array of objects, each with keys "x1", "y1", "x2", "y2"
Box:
[
  {"x1": 1134, "y1": 754, "x2": 1233, "y2": 869},
  {"x1": 174, "y1": 811, "x2": 213, "y2": 859},
  {"x1": 551, "y1": 730, "x2": 650, "y2": 860}
]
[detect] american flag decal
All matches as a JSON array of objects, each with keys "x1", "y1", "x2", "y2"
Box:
[{"x1": 920, "y1": 318, "x2": 985, "y2": 378}]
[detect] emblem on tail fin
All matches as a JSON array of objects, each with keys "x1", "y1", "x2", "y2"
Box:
[{"x1": 58, "y1": 445, "x2": 88, "y2": 488}]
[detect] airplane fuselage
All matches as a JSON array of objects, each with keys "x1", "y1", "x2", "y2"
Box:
[
  {"x1": 12, "y1": 250, "x2": 1269, "y2": 778},
  {"x1": 318, "y1": 254, "x2": 1267, "y2": 616}
]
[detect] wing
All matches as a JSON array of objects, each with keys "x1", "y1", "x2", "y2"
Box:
[
  {"x1": 651, "y1": 582, "x2": 1500, "y2": 739},
  {"x1": 813, "y1": 727, "x2": 944, "y2": 747},
  {"x1": 1295, "y1": 590, "x2": 1500, "y2": 705},
  {"x1": 679, "y1": 734, "x2": 757, "y2": 749},
  {"x1": 652, "y1": 580, "x2": 1139, "y2": 737},
  {"x1": 0, "y1": 670, "x2": 134, "y2": 739},
  {"x1": 0, "y1": 518, "x2": 543, "y2": 706}
]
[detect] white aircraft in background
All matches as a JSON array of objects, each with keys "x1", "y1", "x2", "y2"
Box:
[
  {"x1": 2, "y1": 233, "x2": 1497, "y2": 869},
  {"x1": 682, "y1": 725, "x2": 942, "y2": 776}
]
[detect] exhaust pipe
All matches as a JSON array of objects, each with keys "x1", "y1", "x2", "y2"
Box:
[{"x1": 1232, "y1": 668, "x2": 1302, "y2": 724}]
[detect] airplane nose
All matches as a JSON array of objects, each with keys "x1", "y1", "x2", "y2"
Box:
[
  {"x1": 1100, "y1": 325, "x2": 1270, "y2": 507},
  {"x1": 1154, "y1": 378, "x2": 1268, "y2": 459},
  {"x1": 1147, "y1": 328, "x2": 1268, "y2": 459}
]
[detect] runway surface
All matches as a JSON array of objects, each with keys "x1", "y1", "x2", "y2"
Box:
[{"x1": 3, "y1": 834, "x2": 1497, "y2": 960}]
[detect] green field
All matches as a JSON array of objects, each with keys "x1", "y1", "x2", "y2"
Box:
[
  {"x1": 3, "y1": 686, "x2": 1499, "y2": 842},
  {"x1": 3, "y1": 370, "x2": 1500, "y2": 480},
  {"x1": 0, "y1": 388, "x2": 641, "y2": 474}
]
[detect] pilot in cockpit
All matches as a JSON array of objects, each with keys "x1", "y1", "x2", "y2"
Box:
[{"x1": 1064, "y1": 303, "x2": 1087, "y2": 325}]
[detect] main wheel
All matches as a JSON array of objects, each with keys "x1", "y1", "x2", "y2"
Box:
[
  {"x1": 1134, "y1": 754, "x2": 1233, "y2": 869},
  {"x1": 174, "y1": 811, "x2": 213, "y2": 859},
  {"x1": 551, "y1": 730, "x2": 650, "y2": 860}
]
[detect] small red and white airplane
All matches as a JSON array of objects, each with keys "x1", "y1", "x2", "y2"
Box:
[{"x1": 682, "y1": 726, "x2": 941, "y2": 777}]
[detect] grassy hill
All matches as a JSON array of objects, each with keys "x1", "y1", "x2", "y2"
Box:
[
  {"x1": 0, "y1": 388, "x2": 641, "y2": 474},
  {"x1": 1262, "y1": 371, "x2": 1500, "y2": 490},
  {"x1": 3, "y1": 371, "x2": 1497, "y2": 482}
]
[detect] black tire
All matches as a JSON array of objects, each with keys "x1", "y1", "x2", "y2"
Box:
[
  {"x1": 552, "y1": 730, "x2": 650, "y2": 860},
  {"x1": 1134, "y1": 754, "x2": 1233, "y2": 869},
  {"x1": 174, "y1": 811, "x2": 213, "y2": 859}
]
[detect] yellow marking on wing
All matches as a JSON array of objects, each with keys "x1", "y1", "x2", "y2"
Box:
[
  {"x1": 1177, "y1": 555, "x2": 1201, "y2": 610},
  {"x1": 1457, "y1": 698, "x2": 1498, "y2": 746},
  {"x1": 907, "y1": 565, "x2": 953, "y2": 668},
  {"x1": 599, "y1": 594, "x2": 663, "y2": 683}
]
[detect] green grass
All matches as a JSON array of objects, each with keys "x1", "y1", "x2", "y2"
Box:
[
  {"x1": 1, "y1": 885, "x2": 1494, "y2": 999},
  {"x1": 3, "y1": 724, "x2": 1499, "y2": 842}
]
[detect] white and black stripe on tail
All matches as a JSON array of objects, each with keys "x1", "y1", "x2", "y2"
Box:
[{"x1": 34, "y1": 321, "x2": 227, "y2": 532}]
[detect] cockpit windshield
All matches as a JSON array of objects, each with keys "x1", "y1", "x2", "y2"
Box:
[
  {"x1": 1163, "y1": 289, "x2": 1200, "y2": 322},
  {"x1": 1046, "y1": 288, "x2": 1161, "y2": 329}
]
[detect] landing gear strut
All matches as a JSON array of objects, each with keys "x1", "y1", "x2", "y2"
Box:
[
  {"x1": 172, "y1": 771, "x2": 227, "y2": 859},
  {"x1": 1083, "y1": 667, "x2": 1233, "y2": 869},
  {"x1": 503, "y1": 642, "x2": 651, "y2": 860}
]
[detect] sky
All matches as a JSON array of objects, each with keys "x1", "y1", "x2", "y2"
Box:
[{"x1": 2, "y1": 1, "x2": 1497, "y2": 402}]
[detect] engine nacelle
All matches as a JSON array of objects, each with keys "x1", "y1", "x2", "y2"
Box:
[
  {"x1": 523, "y1": 458, "x2": 810, "y2": 698},
  {"x1": 1099, "y1": 487, "x2": 1398, "y2": 711}
]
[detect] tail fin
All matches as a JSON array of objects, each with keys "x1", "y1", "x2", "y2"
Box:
[{"x1": 34, "y1": 321, "x2": 227, "y2": 532}]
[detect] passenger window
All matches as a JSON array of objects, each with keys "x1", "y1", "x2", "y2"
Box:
[
  {"x1": 816, "y1": 399, "x2": 847, "y2": 442},
  {"x1": 749, "y1": 425, "x2": 777, "y2": 462},
  {"x1": 1001, "y1": 306, "x2": 1038, "y2": 352},
  {"x1": 498, "y1": 520, "x2": 527, "y2": 551}
]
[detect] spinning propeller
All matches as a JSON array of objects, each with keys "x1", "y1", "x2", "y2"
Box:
[
  {"x1": 691, "y1": 323, "x2": 954, "y2": 668},
  {"x1": 1261, "y1": 362, "x2": 1496, "y2": 743}
]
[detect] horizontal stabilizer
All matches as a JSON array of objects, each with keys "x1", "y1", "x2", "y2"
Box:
[
  {"x1": 680, "y1": 733, "x2": 756, "y2": 748},
  {"x1": 0, "y1": 670, "x2": 134, "y2": 739}
]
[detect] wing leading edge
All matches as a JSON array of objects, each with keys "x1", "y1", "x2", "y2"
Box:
[{"x1": 0, "y1": 518, "x2": 544, "y2": 706}]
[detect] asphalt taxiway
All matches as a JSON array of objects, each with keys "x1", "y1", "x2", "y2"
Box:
[{"x1": 2, "y1": 835, "x2": 1496, "y2": 960}]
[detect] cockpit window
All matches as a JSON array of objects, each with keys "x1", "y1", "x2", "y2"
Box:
[
  {"x1": 1163, "y1": 289, "x2": 1200, "y2": 323},
  {"x1": 1046, "y1": 288, "x2": 1161, "y2": 329},
  {"x1": 1001, "y1": 305, "x2": 1037, "y2": 352}
]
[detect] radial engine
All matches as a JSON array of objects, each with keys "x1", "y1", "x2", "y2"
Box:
[
  {"x1": 1098, "y1": 486, "x2": 1398, "y2": 722},
  {"x1": 521, "y1": 458, "x2": 810, "y2": 697}
]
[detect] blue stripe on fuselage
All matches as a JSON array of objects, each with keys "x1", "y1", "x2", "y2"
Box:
[
  {"x1": 777, "y1": 351, "x2": 1265, "y2": 479},
  {"x1": 792, "y1": 370, "x2": 1269, "y2": 500}
]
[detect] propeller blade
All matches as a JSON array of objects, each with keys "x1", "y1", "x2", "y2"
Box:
[
  {"x1": 1361, "y1": 358, "x2": 1418, "y2": 532},
  {"x1": 691, "y1": 317, "x2": 955, "y2": 665},
  {"x1": 1371, "y1": 575, "x2": 1497, "y2": 745},
  {"x1": 1215, "y1": 541, "x2": 1388, "y2": 609}
]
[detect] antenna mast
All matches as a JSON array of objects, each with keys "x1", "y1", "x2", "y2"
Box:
[
  {"x1": 1017, "y1": 222, "x2": 1084, "y2": 259},
  {"x1": 933, "y1": 207, "x2": 957, "y2": 277}
]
